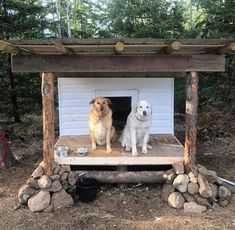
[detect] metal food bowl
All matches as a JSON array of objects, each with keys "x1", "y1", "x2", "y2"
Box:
[
  {"x1": 76, "y1": 147, "x2": 88, "y2": 156},
  {"x1": 56, "y1": 146, "x2": 69, "y2": 157}
]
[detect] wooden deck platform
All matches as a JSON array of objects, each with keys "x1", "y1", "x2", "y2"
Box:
[{"x1": 54, "y1": 134, "x2": 184, "y2": 166}]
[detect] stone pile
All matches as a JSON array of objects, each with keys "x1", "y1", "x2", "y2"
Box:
[
  {"x1": 18, "y1": 161, "x2": 79, "y2": 212},
  {"x1": 162, "y1": 162, "x2": 232, "y2": 214}
]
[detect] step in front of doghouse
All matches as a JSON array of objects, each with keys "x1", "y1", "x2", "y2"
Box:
[{"x1": 54, "y1": 134, "x2": 184, "y2": 166}]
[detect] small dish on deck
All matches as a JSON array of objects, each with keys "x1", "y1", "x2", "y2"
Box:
[
  {"x1": 76, "y1": 147, "x2": 88, "y2": 156},
  {"x1": 55, "y1": 146, "x2": 69, "y2": 157}
]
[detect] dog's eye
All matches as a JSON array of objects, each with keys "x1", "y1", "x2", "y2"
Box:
[
  {"x1": 147, "y1": 106, "x2": 149, "y2": 108},
  {"x1": 140, "y1": 106, "x2": 142, "y2": 108},
  {"x1": 103, "y1": 102, "x2": 106, "y2": 104},
  {"x1": 97, "y1": 102, "x2": 100, "y2": 104}
]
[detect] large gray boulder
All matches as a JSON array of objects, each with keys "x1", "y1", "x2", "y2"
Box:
[
  {"x1": 173, "y1": 174, "x2": 189, "y2": 193},
  {"x1": 51, "y1": 189, "x2": 74, "y2": 210},
  {"x1": 38, "y1": 175, "x2": 52, "y2": 189},
  {"x1": 198, "y1": 173, "x2": 213, "y2": 198},
  {"x1": 28, "y1": 191, "x2": 50, "y2": 212},
  {"x1": 168, "y1": 192, "x2": 185, "y2": 209},
  {"x1": 184, "y1": 202, "x2": 206, "y2": 214},
  {"x1": 18, "y1": 185, "x2": 36, "y2": 204}
]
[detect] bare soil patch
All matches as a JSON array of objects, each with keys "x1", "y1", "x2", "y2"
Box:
[{"x1": 0, "y1": 113, "x2": 235, "y2": 230}]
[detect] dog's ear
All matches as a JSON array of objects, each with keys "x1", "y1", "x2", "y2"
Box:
[
  {"x1": 89, "y1": 98, "x2": 96, "y2": 105},
  {"x1": 106, "y1": 98, "x2": 112, "y2": 105}
]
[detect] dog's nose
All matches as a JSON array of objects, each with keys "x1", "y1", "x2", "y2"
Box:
[
  {"x1": 143, "y1": 111, "x2": 147, "y2": 116},
  {"x1": 100, "y1": 106, "x2": 104, "y2": 111}
]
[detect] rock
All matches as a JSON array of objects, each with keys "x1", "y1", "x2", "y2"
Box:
[
  {"x1": 39, "y1": 161, "x2": 53, "y2": 176},
  {"x1": 198, "y1": 173, "x2": 213, "y2": 198},
  {"x1": 182, "y1": 192, "x2": 195, "y2": 202},
  {"x1": 51, "y1": 189, "x2": 74, "y2": 210},
  {"x1": 61, "y1": 164, "x2": 71, "y2": 173},
  {"x1": 43, "y1": 204, "x2": 54, "y2": 213},
  {"x1": 198, "y1": 167, "x2": 218, "y2": 183},
  {"x1": 50, "y1": 174, "x2": 60, "y2": 181},
  {"x1": 62, "y1": 181, "x2": 69, "y2": 190},
  {"x1": 18, "y1": 185, "x2": 36, "y2": 204},
  {"x1": 54, "y1": 164, "x2": 61, "y2": 174},
  {"x1": 194, "y1": 195, "x2": 211, "y2": 207},
  {"x1": 188, "y1": 172, "x2": 198, "y2": 183},
  {"x1": 60, "y1": 172, "x2": 69, "y2": 181},
  {"x1": 162, "y1": 184, "x2": 175, "y2": 202},
  {"x1": 51, "y1": 161, "x2": 59, "y2": 172},
  {"x1": 173, "y1": 174, "x2": 189, "y2": 193},
  {"x1": 187, "y1": 183, "x2": 199, "y2": 195},
  {"x1": 28, "y1": 191, "x2": 50, "y2": 212},
  {"x1": 26, "y1": 178, "x2": 39, "y2": 189},
  {"x1": 68, "y1": 171, "x2": 77, "y2": 186},
  {"x1": 58, "y1": 167, "x2": 66, "y2": 176},
  {"x1": 218, "y1": 199, "x2": 229, "y2": 207},
  {"x1": 210, "y1": 183, "x2": 218, "y2": 201},
  {"x1": 218, "y1": 186, "x2": 231, "y2": 201},
  {"x1": 67, "y1": 185, "x2": 76, "y2": 195},
  {"x1": 189, "y1": 165, "x2": 199, "y2": 177},
  {"x1": 38, "y1": 175, "x2": 52, "y2": 189},
  {"x1": 31, "y1": 166, "x2": 44, "y2": 179},
  {"x1": 215, "y1": 177, "x2": 223, "y2": 185},
  {"x1": 183, "y1": 202, "x2": 206, "y2": 214},
  {"x1": 172, "y1": 161, "x2": 184, "y2": 174},
  {"x1": 49, "y1": 180, "x2": 62, "y2": 192},
  {"x1": 168, "y1": 192, "x2": 185, "y2": 209}
]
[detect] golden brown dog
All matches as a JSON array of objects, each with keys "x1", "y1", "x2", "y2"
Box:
[{"x1": 89, "y1": 97, "x2": 116, "y2": 153}]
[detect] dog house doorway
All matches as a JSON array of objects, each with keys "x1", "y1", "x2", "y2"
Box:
[{"x1": 95, "y1": 90, "x2": 138, "y2": 132}]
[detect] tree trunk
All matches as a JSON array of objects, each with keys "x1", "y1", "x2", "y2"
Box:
[
  {"x1": 184, "y1": 71, "x2": 198, "y2": 171},
  {"x1": 7, "y1": 54, "x2": 21, "y2": 123}
]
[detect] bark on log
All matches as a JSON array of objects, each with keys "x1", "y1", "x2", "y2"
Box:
[
  {"x1": 184, "y1": 72, "x2": 198, "y2": 171},
  {"x1": 165, "y1": 41, "x2": 181, "y2": 54},
  {"x1": 76, "y1": 170, "x2": 165, "y2": 183},
  {"x1": 114, "y1": 42, "x2": 125, "y2": 54},
  {"x1": 41, "y1": 73, "x2": 55, "y2": 172}
]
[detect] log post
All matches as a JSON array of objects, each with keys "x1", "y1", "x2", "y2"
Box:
[
  {"x1": 184, "y1": 71, "x2": 198, "y2": 171},
  {"x1": 41, "y1": 73, "x2": 55, "y2": 172}
]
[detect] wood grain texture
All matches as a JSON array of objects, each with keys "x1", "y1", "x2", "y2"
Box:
[
  {"x1": 12, "y1": 54, "x2": 225, "y2": 73},
  {"x1": 54, "y1": 134, "x2": 184, "y2": 165},
  {"x1": 76, "y1": 170, "x2": 165, "y2": 183},
  {"x1": 41, "y1": 73, "x2": 55, "y2": 171},
  {"x1": 184, "y1": 72, "x2": 198, "y2": 170}
]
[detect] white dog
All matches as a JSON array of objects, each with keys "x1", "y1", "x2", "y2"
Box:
[{"x1": 120, "y1": 100, "x2": 152, "y2": 156}]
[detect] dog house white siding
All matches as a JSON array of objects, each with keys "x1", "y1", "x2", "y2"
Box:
[{"x1": 58, "y1": 78, "x2": 174, "y2": 136}]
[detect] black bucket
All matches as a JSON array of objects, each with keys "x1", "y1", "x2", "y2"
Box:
[{"x1": 76, "y1": 177, "x2": 98, "y2": 203}]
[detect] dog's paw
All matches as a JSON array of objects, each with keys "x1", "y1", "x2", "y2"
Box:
[
  {"x1": 147, "y1": 144, "x2": 152, "y2": 150},
  {"x1": 142, "y1": 148, "x2": 148, "y2": 154},
  {"x1": 92, "y1": 144, "x2": 97, "y2": 151},
  {"x1": 132, "y1": 151, "x2": 138, "y2": 156},
  {"x1": 125, "y1": 145, "x2": 131, "y2": 152},
  {"x1": 107, "y1": 146, "x2": 112, "y2": 153}
]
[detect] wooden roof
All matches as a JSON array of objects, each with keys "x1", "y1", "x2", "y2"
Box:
[
  {"x1": 0, "y1": 38, "x2": 234, "y2": 75},
  {"x1": 0, "y1": 38, "x2": 235, "y2": 55}
]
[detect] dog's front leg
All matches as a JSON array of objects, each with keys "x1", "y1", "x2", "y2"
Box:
[
  {"x1": 142, "y1": 129, "x2": 149, "y2": 154},
  {"x1": 106, "y1": 127, "x2": 112, "y2": 153},
  {"x1": 130, "y1": 128, "x2": 138, "y2": 156},
  {"x1": 90, "y1": 131, "x2": 97, "y2": 150}
]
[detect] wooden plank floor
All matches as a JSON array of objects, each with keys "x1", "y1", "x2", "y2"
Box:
[{"x1": 54, "y1": 134, "x2": 184, "y2": 165}]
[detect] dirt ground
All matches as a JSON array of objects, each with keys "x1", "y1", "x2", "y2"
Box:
[{"x1": 0, "y1": 113, "x2": 235, "y2": 230}]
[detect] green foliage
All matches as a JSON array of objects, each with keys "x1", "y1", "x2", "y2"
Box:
[
  {"x1": 101, "y1": 0, "x2": 185, "y2": 38},
  {"x1": 0, "y1": 0, "x2": 234, "y2": 121}
]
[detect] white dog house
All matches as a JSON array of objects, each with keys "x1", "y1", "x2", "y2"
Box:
[
  {"x1": 4, "y1": 38, "x2": 232, "y2": 180},
  {"x1": 58, "y1": 78, "x2": 174, "y2": 135}
]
